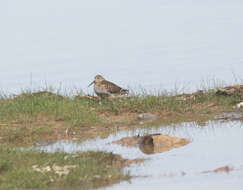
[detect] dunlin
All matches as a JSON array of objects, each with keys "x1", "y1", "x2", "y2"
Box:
[{"x1": 88, "y1": 75, "x2": 129, "y2": 98}]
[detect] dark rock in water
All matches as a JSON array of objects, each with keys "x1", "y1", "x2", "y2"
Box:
[
  {"x1": 138, "y1": 134, "x2": 190, "y2": 155},
  {"x1": 214, "y1": 111, "x2": 243, "y2": 121},
  {"x1": 112, "y1": 134, "x2": 190, "y2": 155},
  {"x1": 137, "y1": 113, "x2": 157, "y2": 121}
]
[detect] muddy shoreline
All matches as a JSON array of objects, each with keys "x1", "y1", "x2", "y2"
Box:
[{"x1": 1, "y1": 85, "x2": 243, "y2": 190}]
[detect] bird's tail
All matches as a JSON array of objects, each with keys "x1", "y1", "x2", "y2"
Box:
[{"x1": 120, "y1": 89, "x2": 129, "y2": 95}]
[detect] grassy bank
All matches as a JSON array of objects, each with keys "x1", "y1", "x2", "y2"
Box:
[
  {"x1": 0, "y1": 146, "x2": 133, "y2": 190},
  {"x1": 0, "y1": 87, "x2": 242, "y2": 146},
  {"x1": 0, "y1": 86, "x2": 242, "y2": 190}
]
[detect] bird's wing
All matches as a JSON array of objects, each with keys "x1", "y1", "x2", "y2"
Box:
[{"x1": 101, "y1": 80, "x2": 122, "y2": 93}]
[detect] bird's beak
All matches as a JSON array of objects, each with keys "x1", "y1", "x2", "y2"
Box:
[{"x1": 88, "y1": 81, "x2": 94, "y2": 87}]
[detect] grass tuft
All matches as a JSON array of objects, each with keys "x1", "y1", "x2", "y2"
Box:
[{"x1": 0, "y1": 146, "x2": 131, "y2": 190}]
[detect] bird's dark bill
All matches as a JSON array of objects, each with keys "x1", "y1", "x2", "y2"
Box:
[{"x1": 88, "y1": 81, "x2": 94, "y2": 87}]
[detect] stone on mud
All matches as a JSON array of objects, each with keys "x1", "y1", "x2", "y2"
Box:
[
  {"x1": 236, "y1": 102, "x2": 243, "y2": 108},
  {"x1": 137, "y1": 113, "x2": 157, "y2": 122}
]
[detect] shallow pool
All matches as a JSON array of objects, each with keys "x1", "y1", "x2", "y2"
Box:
[{"x1": 37, "y1": 120, "x2": 243, "y2": 190}]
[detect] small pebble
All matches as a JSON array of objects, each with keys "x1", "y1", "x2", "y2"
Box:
[{"x1": 137, "y1": 113, "x2": 157, "y2": 121}]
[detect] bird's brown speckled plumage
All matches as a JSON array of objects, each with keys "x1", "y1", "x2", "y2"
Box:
[{"x1": 88, "y1": 75, "x2": 129, "y2": 98}]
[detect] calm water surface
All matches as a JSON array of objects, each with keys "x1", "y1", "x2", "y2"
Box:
[
  {"x1": 1, "y1": 0, "x2": 243, "y2": 94},
  {"x1": 38, "y1": 121, "x2": 243, "y2": 190}
]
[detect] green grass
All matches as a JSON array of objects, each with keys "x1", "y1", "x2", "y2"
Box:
[
  {"x1": 0, "y1": 89, "x2": 240, "y2": 124},
  {"x1": 0, "y1": 91, "x2": 101, "y2": 126},
  {"x1": 94, "y1": 92, "x2": 240, "y2": 115},
  {"x1": 0, "y1": 86, "x2": 241, "y2": 189},
  {"x1": 0, "y1": 87, "x2": 241, "y2": 146},
  {"x1": 0, "y1": 146, "x2": 130, "y2": 190}
]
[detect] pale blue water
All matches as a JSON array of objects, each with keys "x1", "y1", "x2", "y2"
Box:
[
  {"x1": 37, "y1": 121, "x2": 243, "y2": 190},
  {"x1": 1, "y1": 0, "x2": 243, "y2": 94}
]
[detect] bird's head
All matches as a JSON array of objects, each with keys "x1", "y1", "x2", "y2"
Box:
[{"x1": 88, "y1": 75, "x2": 105, "y2": 87}]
